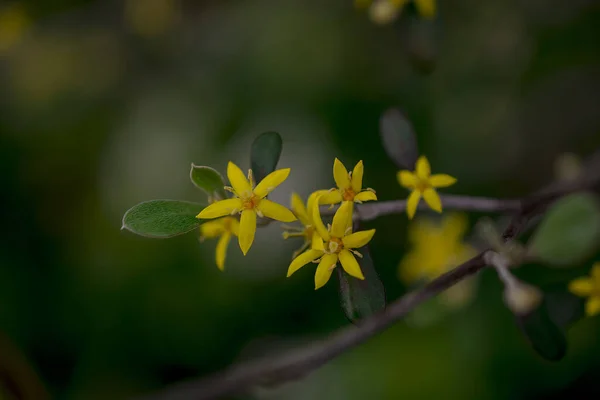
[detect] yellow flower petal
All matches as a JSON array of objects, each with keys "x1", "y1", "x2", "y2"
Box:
[
  {"x1": 397, "y1": 170, "x2": 417, "y2": 189},
  {"x1": 227, "y1": 162, "x2": 252, "y2": 197},
  {"x1": 287, "y1": 249, "x2": 323, "y2": 277},
  {"x1": 342, "y1": 229, "x2": 376, "y2": 249},
  {"x1": 354, "y1": 190, "x2": 377, "y2": 203},
  {"x1": 197, "y1": 198, "x2": 242, "y2": 219},
  {"x1": 307, "y1": 189, "x2": 331, "y2": 213},
  {"x1": 312, "y1": 232, "x2": 325, "y2": 251},
  {"x1": 406, "y1": 190, "x2": 421, "y2": 219},
  {"x1": 351, "y1": 160, "x2": 364, "y2": 193},
  {"x1": 311, "y1": 196, "x2": 331, "y2": 241},
  {"x1": 331, "y1": 201, "x2": 352, "y2": 238},
  {"x1": 414, "y1": 0, "x2": 436, "y2": 19},
  {"x1": 291, "y1": 193, "x2": 310, "y2": 226},
  {"x1": 568, "y1": 277, "x2": 594, "y2": 296},
  {"x1": 215, "y1": 232, "x2": 231, "y2": 271},
  {"x1": 441, "y1": 213, "x2": 468, "y2": 241},
  {"x1": 257, "y1": 199, "x2": 296, "y2": 222},
  {"x1": 430, "y1": 174, "x2": 457, "y2": 188},
  {"x1": 229, "y1": 217, "x2": 240, "y2": 236},
  {"x1": 238, "y1": 210, "x2": 256, "y2": 255},
  {"x1": 423, "y1": 188, "x2": 442, "y2": 212},
  {"x1": 200, "y1": 219, "x2": 225, "y2": 238},
  {"x1": 318, "y1": 190, "x2": 343, "y2": 205},
  {"x1": 253, "y1": 168, "x2": 290, "y2": 199},
  {"x1": 339, "y1": 249, "x2": 365, "y2": 280},
  {"x1": 585, "y1": 296, "x2": 600, "y2": 317},
  {"x1": 315, "y1": 253, "x2": 338, "y2": 289},
  {"x1": 333, "y1": 158, "x2": 351, "y2": 190},
  {"x1": 416, "y1": 156, "x2": 431, "y2": 180}
]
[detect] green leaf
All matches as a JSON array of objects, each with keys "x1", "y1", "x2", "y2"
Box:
[
  {"x1": 250, "y1": 131, "x2": 283, "y2": 184},
  {"x1": 122, "y1": 200, "x2": 206, "y2": 238},
  {"x1": 338, "y1": 247, "x2": 386, "y2": 324},
  {"x1": 190, "y1": 164, "x2": 227, "y2": 200},
  {"x1": 516, "y1": 300, "x2": 568, "y2": 361},
  {"x1": 529, "y1": 193, "x2": 600, "y2": 267},
  {"x1": 379, "y1": 108, "x2": 419, "y2": 169},
  {"x1": 543, "y1": 285, "x2": 586, "y2": 329}
]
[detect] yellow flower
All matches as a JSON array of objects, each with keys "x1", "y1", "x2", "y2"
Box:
[
  {"x1": 200, "y1": 217, "x2": 239, "y2": 271},
  {"x1": 197, "y1": 162, "x2": 296, "y2": 255},
  {"x1": 319, "y1": 158, "x2": 377, "y2": 206},
  {"x1": 568, "y1": 262, "x2": 600, "y2": 317},
  {"x1": 399, "y1": 213, "x2": 476, "y2": 284},
  {"x1": 282, "y1": 191, "x2": 327, "y2": 258},
  {"x1": 397, "y1": 155, "x2": 456, "y2": 219},
  {"x1": 287, "y1": 200, "x2": 376, "y2": 290}
]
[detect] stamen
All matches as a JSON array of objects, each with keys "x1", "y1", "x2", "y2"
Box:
[
  {"x1": 281, "y1": 224, "x2": 303, "y2": 232},
  {"x1": 230, "y1": 208, "x2": 239, "y2": 215},
  {"x1": 224, "y1": 186, "x2": 237, "y2": 196},
  {"x1": 292, "y1": 241, "x2": 310, "y2": 259},
  {"x1": 256, "y1": 209, "x2": 264, "y2": 218},
  {"x1": 247, "y1": 169, "x2": 255, "y2": 188},
  {"x1": 366, "y1": 187, "x2": 376, "y2": 193},
  {"x1": 328, "y1": 263, "x2": 337, "y2": 271},
  {"x1": 327, "y1": 223, "x2": 332, "y2": 231},
  {"x1": 351, "y1": 249, "x2": 363, "y2": 258},
  {"x1": 282, "y1": 232, "x2": 290, "y2": 239},
  {"x1": 344, "y1": 226, "x2": 352, "y2": 235}
]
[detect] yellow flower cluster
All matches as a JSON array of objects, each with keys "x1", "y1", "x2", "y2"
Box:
[{"x1": 196, "y1": 156, "x2": 457, "y2": 290}]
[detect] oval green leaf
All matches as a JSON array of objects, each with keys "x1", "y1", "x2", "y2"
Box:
[
  {"x1": 516, "y1": 301, "x2": 567, "y2": 361},
  {"x1": 338, "y1": 247, "x2": 386, "y2": 324},
  {"x1": 190, "y1": 164, "x2": 227, "y2": 200},
  {"x1": 379, "y1": 108, "x2": 419, "y2": 169},
  {"x1": 543, "y1": 284, "x2": 586, "y2": 329},
  {"x1": 122, "y1": 200, "x2": 206, "y2": 238},
  {"x1": 250, "y1": 131, "x2": 283, "y2": 184},
  {"x1": 529, "y1": 193, "x2": 600, "y2": 267}
]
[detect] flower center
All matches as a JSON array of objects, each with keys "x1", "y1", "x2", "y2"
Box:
[
  {"x1": 416, "y1": 179, "x2": 431, "y2": 192},
  {"x1": 326, "y1": 237, "x2": 344, "y2": 254},
  {"x1": 342, "y1": 188, "x2": 355, "y2": 201},
  {"x1": 241, "y1": 195, "x2": 259, "y2": 210}
]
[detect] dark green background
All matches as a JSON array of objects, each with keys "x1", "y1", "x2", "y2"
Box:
[{"x1": 1, "y1": 0, "x2": 600, "y2": 398}]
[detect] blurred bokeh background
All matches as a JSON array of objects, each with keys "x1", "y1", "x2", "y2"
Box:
[{"x1": 1, "y1": 0, "x2": 600, "y2": 398}]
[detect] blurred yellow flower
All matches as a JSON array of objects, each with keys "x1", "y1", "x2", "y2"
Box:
[
  {"x1": 0, "y1": 3, "x2": 30, "y2": 53},
  {"x1": 319, "y1": 158, "x2": 377, "y2": 205},
  {"x1": 397, "y1": 155, "x2": 456, "y2": 219},
  {"x1": 287, "y1": 200, "x2": 376, "y2": 290},
  {"x1": 200, "y1": 217, "x2": 239, "y2": 271},
  {"x1": 399, "y1": 213, "x2": 476, "y2": 284},
  {"x1": 568, "y1": 262, "x2": 600, "y2": 317},
  {"x1": 197, "y1": 162, "x2": 296, "y2": 255},
  {"x1": 359, "y1": 0, "x2": 437, "y2": 25}
]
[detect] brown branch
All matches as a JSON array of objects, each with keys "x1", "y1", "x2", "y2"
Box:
[{"x1": 141, "y1": 151, "x2": 600, "y2": 400}]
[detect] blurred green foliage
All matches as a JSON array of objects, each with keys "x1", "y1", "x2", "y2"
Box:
[{"x1": 1, "y1": 0, "x2": 600, "y2": 399}]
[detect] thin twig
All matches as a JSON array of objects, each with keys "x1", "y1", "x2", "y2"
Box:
[{"x1": 142, "y1": 151, "x2": 600, "y2": 400}]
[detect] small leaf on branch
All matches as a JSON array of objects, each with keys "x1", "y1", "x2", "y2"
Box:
[
  {"x1": 528, "y1": 193, "x2": 600, "y2": 267},
  {"x1": 543, "y1": 285, "x2": 586, "y2": 329},
  {"x1": 338, "y1": 247, "x2": 386, "y2": 324},
  {"x1": 190, "y1": 164, "x2": 227, "y2": 200},
  {"x1": 251, "y1": 131, "x2": 283, "y2": 184},
  {"x1": 379, "y1": 108, "x2": 419, "y2": 169},
  {"x1": 122, "y1": 200, "x2": 206, "y2": 238}
]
